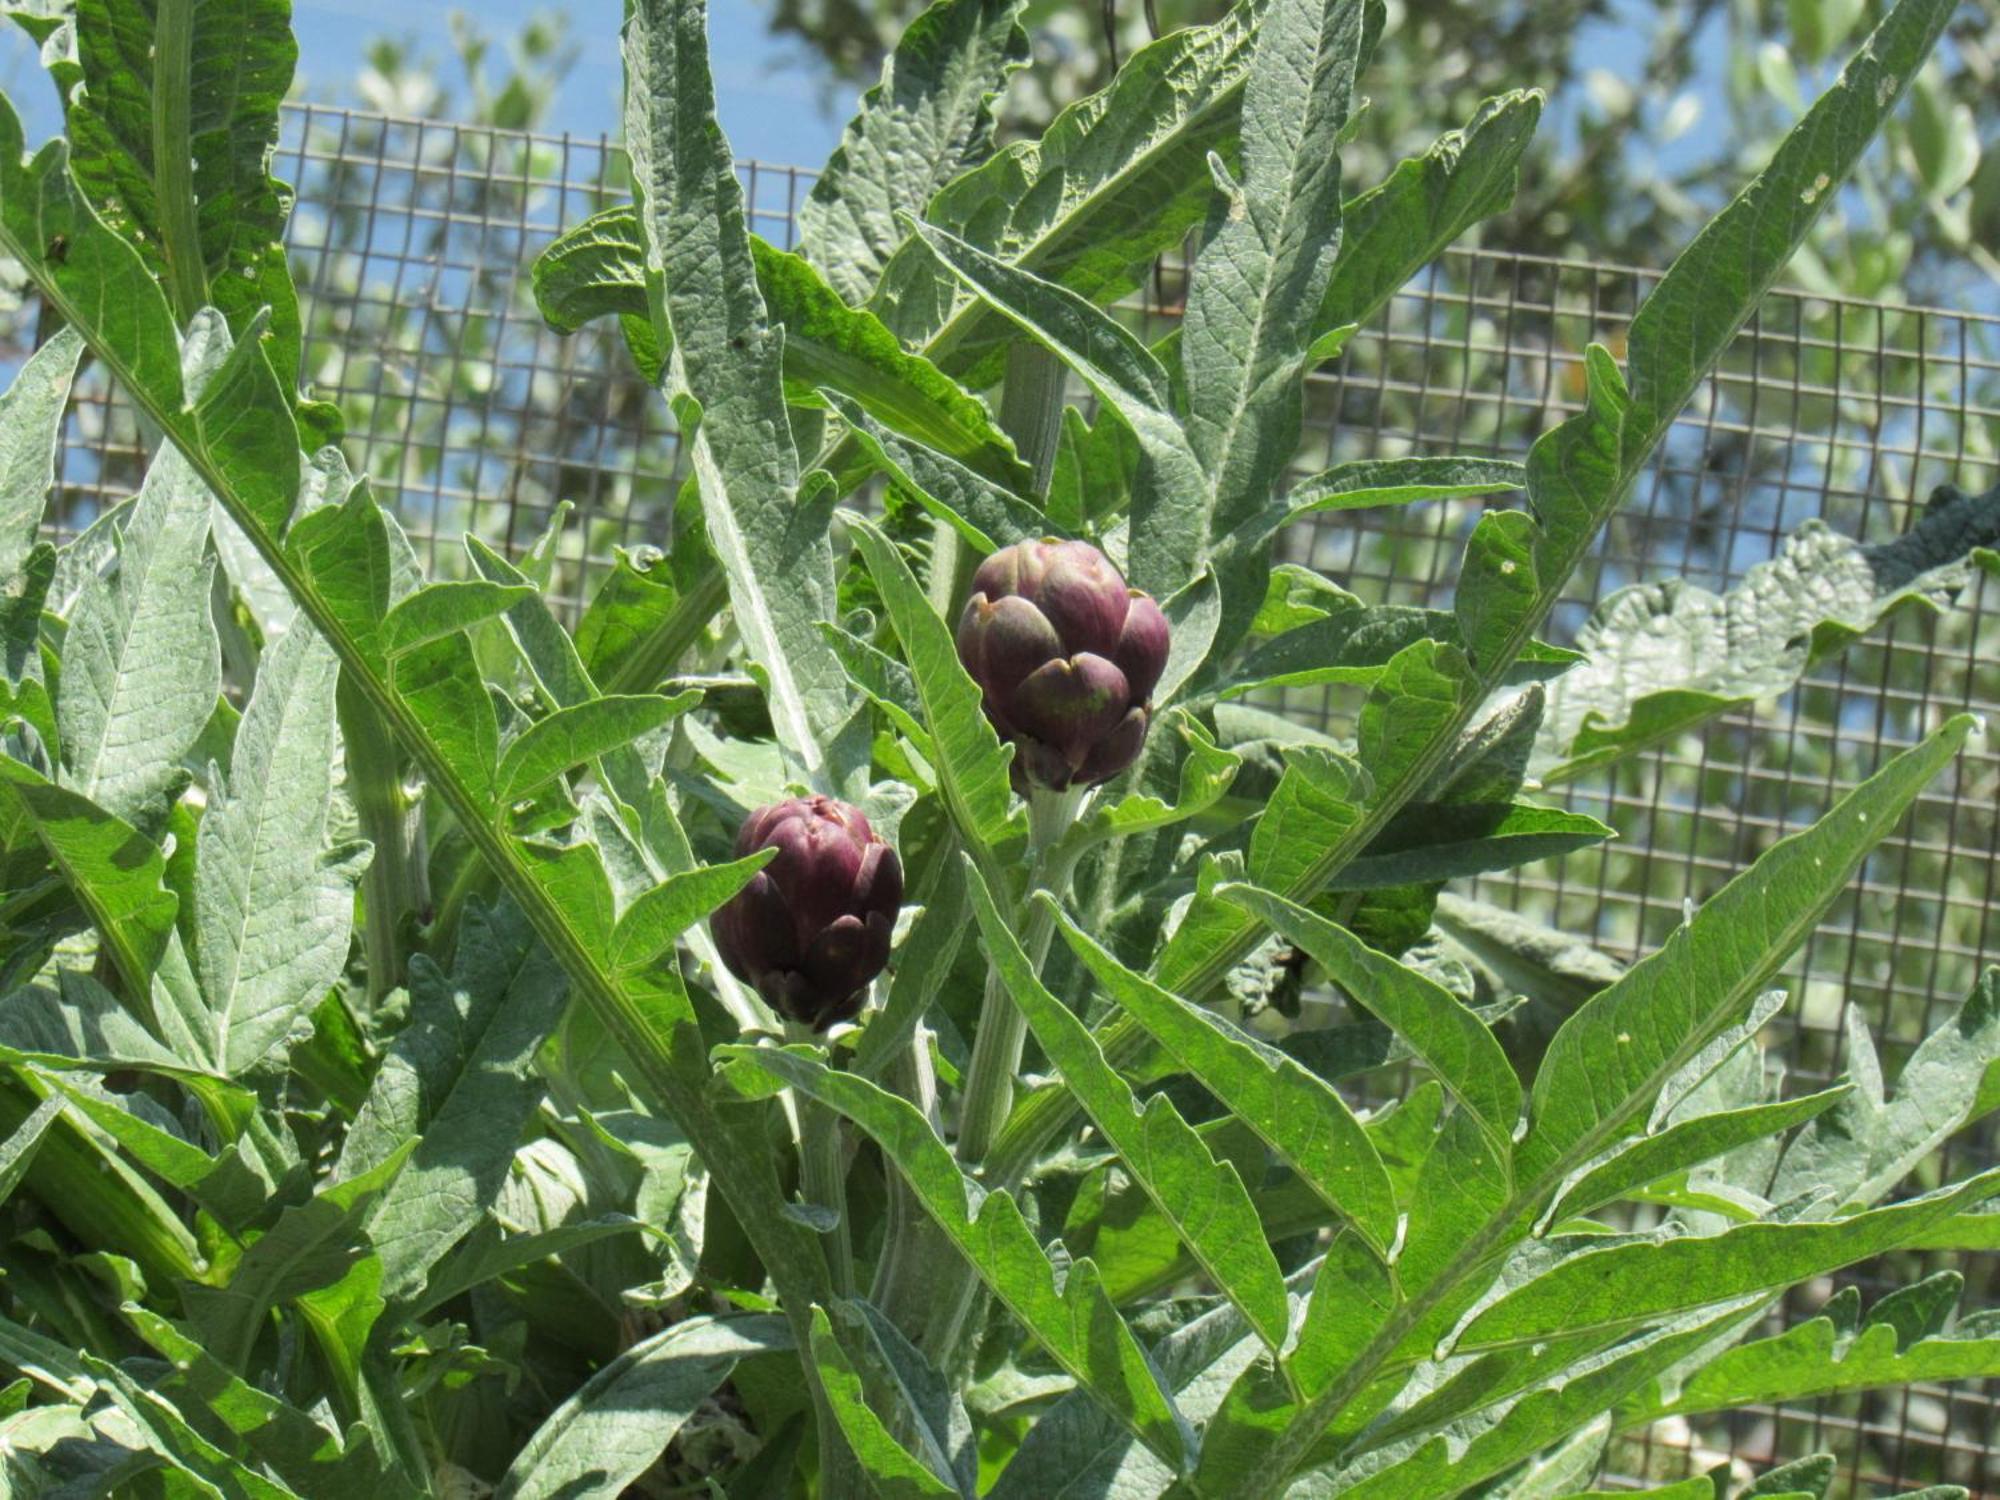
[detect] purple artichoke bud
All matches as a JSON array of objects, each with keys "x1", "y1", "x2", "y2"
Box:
[
  {"x1": 712, "y1": 796, "x2": 903, "y2": 1031},
  {"x1": 956, "y1": 539, "x2": 1170, "y2": 792}
]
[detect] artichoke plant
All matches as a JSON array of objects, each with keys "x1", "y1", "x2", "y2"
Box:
[
  {"x1": 712, "y1": 795, "x2": 904, "y2": 1030},
  {"x1": 955, "y1": 538, "x2": 1170, "y2": 791}
]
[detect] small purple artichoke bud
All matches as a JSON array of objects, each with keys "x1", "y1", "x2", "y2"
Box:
[
  {"x1": 712, "y1": 796, "x2": 903, "y2": 1031},
  {"x1": 956, "y1": 539, "x2": 1170, "y2": 792}
]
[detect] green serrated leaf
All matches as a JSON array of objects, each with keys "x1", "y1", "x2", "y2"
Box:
[
  {"x1": 1550, "y1": 1086, "x2": 1850, "y2": 1224},
  {"x1": 724, "y1": 1042, "x2": 1186, "y2": 1470},
  {"x1": 968, "y1": 863, "x2": 1290, "y2": 1351},
  {"x1": 1315, "y1": 90, "x2": 1542, "y2": 343},
  {"x1": 623, "y1": 0, "x2": 856, "y2": 789},
  {"x1": 0, "y1": 1095, "x2": 60, "y2": 1210},
  {"x1": 1048, "y1": 898, "x2": 1396, "y2": 1252},
  {"x1": 811, "y1": 1305, "x2": 963, "y2": 1498},
  {"x1": 1179, "y1": 0, "x2": 1369, "y2": 635},
  {"x1": 0, "y1": 753, "x2": 179, "y2": 995},
  {"x1": 1279, "y1": 456, "x2": 1527, "y2": 517},
  {"x1": 533, "y1": 209, "x2": 1029, "y2": 491},
  {"x1": 826, "y1": 389, "x2": 1047, "y2": 552},
  {"x1": 123, "y1": 1305, "x2": 412, "y2": 1498},
  {"x1": 365, "y1": 962, "x2": 572, "y2": 1301},
  {"x1": 610, "y1": 850, "x2": 775, "y2": 970},
  {"x1": 0, "y1": 325, "x2": 82, "y2": 582},
  {"x1": 1327, "y1": 803, "x2": 1615, "y2": 891},
  {"x1": 576, "y1": 547, "x2": 680, "y2": 685},
  {"x1": 904, "y1": 217, "x2": 1208, "y2": 597},
  {"x1": 884, "y1": 0, "x2": 1265, "y2": 366},
  {"x1": 184, "y1": 1139, "x2": 415, "y2": 1371},
  {"x1": 81, "y1": 1350, "x2": 300, "y2": 1498},
  {"x1": 1520, "y1": 717, "x2": 1975, "y2": 1184},
  {"x1": 497, "y1": 1315, "x2": 791, "y2": 1500},
  {"x1": 1621, "y1": 1286, "x2": 2000, "y2": 1426},
  {"x1": 196, "y1": 619, "x2": 367, "y2": 1076},
  {"x1": 380, "y1": 580, "x2": 537, "y2": 658},
  {"x1": 1219, "y1": 884, "x2": 1521, "y2": 1153},
  {"x1": 1770, "y1": 966, "x2": 2000, "y2": 1211},
  {"x1": 494, "y1": 691, "x2": 696, "y2": 806},
  {"x1": 57, "y1": 410, "x2": 218, "y2": 829},
  {"x1": 1464, "y1": 1170, "x2": 2000, "y2": 1352},
  {"x1": 39, "y1": 0, "x2": 317, "y2": 428},
  {"x1": 845, "y1": 513, "x2": 1018, "y2": 857},
  {"x1": 762, "y1": 243, "x2": 1032, "y2": 492},
  {"x1": 407, "y1": 1213, "x2": 647, "y2": 1322},
  {"x1": 800, "y1": 0, "x2": 1027, "y2": 305}
]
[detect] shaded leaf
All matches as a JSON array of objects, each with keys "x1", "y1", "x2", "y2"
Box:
[{"x1": 496, "y1": 1315, "x2": 791, "y2": 1500}]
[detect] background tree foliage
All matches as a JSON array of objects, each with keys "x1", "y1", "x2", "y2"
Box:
[{"x1": 757, "y1": 0, "x2": 1998, "y2": 305}]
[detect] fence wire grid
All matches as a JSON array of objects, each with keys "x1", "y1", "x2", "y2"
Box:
[{"x1": 11, "y1": 101, "x2": 2000, "y2": 1495}]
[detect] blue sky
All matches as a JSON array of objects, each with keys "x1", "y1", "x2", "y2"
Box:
[
  {"x1": 0, "y1": 1, "x2": 1743, "y2": 201},
  {"x1": 0, "y1": 2, "x2": 852, "y2": 171}
]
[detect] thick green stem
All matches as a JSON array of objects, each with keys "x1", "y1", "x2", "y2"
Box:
[
  {"x1": 952, "y1": 788, "x2": 1081, "y2": 1165},
  {"x1": 788, "y1": 1024, "x2": 856, "y2": 1299},
  {"x1": 149, "y1": 0, "x2": 207, "y2": 324},
  {"x1": 338, "y1": 676, "x2": 416, "y2": 1003},
  {"x1": 921, "y1": 787, "x2": 1083, "y2": 1369}
]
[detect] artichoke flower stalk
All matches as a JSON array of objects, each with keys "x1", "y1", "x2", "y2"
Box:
[
  {"x1": 713, "y1": 796, "x2": 905, "y2": 1296},
  {"x1": 950, "y1": 540, "x2": 1171, "y2": 1170}
]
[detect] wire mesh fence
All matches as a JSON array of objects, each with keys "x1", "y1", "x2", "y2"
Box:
[{"x1": 11, "y1": 100, "x2": 2000, "y2": 1494}]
